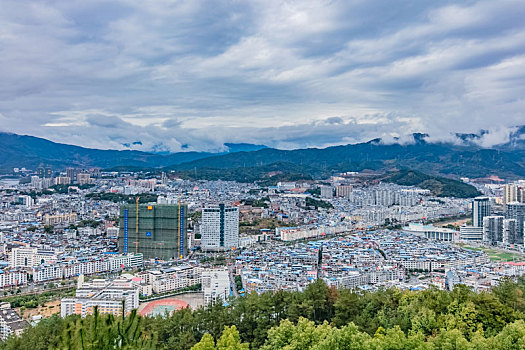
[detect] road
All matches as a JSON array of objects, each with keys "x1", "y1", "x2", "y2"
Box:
[{"x1": 228, "y1": 264, "x2": 239, "y2": 298}]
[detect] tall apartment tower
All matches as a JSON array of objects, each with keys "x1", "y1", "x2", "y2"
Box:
[
  {"x1": 472, "y1": 197, "x2": 491, "y2": 227},
  {"x1": 118, "y1": 203, "x2": 188, "y2": 260},
  {"x1": 506, "y1": 202, "x2": 525, "y2": 245},
  {"x1": 503, "y1": 219, "x2": 518, "y2": 245},
  {"x1": 504, "y1": 184, "x2": 518, "y2": 205},
  {"x1": 66, "y1": 168, "x2": 78, "y2": 183},
  {"x1": 201, "y1": 204, "x2": 239, "y2": 251},
  {"x1": 483, "y1": 216, "x2": 504, "y2": 244},
  {"x1": 37, "y1": 166, "x2": 52, "y2": 178},
  {"x1": 335, "y1": 185, "x2": 352, "y2": 198},
  {"x1": 320, "y1": 186, "x2": 333, "y2": 199}
]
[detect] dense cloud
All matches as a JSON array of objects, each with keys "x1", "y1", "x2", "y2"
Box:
[{"x1": 0, "y1": 0, "x2": 524, "y2": 151}]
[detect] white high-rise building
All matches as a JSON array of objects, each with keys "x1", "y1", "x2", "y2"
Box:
[
  {"x1": 472, "y1": 197, "x2": 491, "y2": 227},
  {"x1": 201, "y1": 204, "x2": 239, "y2": 251}
]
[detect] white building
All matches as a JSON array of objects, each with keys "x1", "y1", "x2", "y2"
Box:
[
  {"x1": 201, "y1": 205, "x2": 239, "y2": 251},
  {"x1": 61, "y1": 278, "x2": 139, "y2": 318},
  {"x1": 201, "y1": 268, "x2": 230, "y2": 305},
  {"x1": 9, "y1": 247, "x2": 56, "y2": 268},
  {"x1": 460, "y1": 226, "x2": 483, "y2": 241},
  {"x1": 0, "y1": 270, "x2": 27, "y2": 288},
  {"x1": 402, "y1": 223, "x2": 458, "y2": 242}
]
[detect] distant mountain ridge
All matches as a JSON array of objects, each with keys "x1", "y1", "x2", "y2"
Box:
[
  {"x1": 1, "y1": 131, "x2": 524, "y2": 180},
  {"x1": 168, "y1": 137, "x2": 525, "y2": 179},
  {"x1": 0, "y1": 132, "x2": 265, "y2": 171}
]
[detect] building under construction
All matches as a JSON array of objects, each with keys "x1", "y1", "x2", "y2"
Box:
[{"x1": 118, "y1": 203, "x2": 188, "y2": 260}]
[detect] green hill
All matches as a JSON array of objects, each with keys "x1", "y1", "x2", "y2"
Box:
[{"x1": 383, "y1": 169, "x2": 482, "y2": 198}]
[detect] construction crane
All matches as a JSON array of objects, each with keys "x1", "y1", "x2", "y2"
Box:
[
  {"x1": 178, "y1": 195, "x2": 182, "y2": 259},
  {"x1": 135, "y1": 196, "x2": 140, "y2": 254}
]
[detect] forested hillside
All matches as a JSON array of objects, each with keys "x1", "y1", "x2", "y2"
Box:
[{"x1": 3, "y1": 279, "x2": 525, "y2": 349}]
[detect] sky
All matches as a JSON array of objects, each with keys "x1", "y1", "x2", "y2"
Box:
[{"x1": 0, "y1": 0, "x2": 524, "y2": 152}]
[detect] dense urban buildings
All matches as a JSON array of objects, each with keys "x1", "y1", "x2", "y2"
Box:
[{"x1": 1, "y1": 167, "x2": 525, "y2": 341}]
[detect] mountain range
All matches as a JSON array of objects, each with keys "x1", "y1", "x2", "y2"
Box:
[
  {"x1": 1, "y1": 131, "x2": 524, "y2": 180},
  {"x1": 0, "y1": 132, "x2": 266, "y2": 171}
]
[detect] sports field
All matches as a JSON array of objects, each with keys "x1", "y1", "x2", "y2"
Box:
[
  {"x1": 460, "y1": 245, "x2": 525, "y2": 262},
  {"x1": 138, "y1": 298, "x2": 189, "y2": 317}
]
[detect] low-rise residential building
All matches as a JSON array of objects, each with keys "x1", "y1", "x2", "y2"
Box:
[
  {"x1": 0, "y1": 307, "x2": 29, "y2": 340},
  {"x1": 61, "y1": 277, "x2": 139, "y2": 318},
  {"x1": 202, "y1": 268, "x2": 230, "y2": 305}
]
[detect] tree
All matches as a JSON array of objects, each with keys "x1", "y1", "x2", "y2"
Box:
[
  {"x1": 191, "y1": 334, "x2": 215, "y2": 350},
  {"x1": 430, "y1": 329, "x2": 470, "y2": 350},
  {"x1": 58, "y1": 306, "x2": 155, "y2": 349},
  {"x1": 492, "y1": 320, "x2": 525, "y2": 350},
  {"x1": 216, "y1": 326, "x2": 249, "y2": 350},
  {"x1": 191, "y1": 326, "x2": 248, "y2": 350},
  {"x1": 44, "y1": 225, "x2": 54, "y2": 234}
]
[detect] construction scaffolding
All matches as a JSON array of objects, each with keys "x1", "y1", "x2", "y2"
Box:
[{"x1": 118, "y1": 203, "x2": 188, "y2": 260}]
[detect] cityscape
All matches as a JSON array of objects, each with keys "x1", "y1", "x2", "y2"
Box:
[
  {"x1": 1, "y1": 0, "x2": 525, "y2": 349},
  {"x1": 0, "y1": 167, "x2": 525, "y2": 347}
]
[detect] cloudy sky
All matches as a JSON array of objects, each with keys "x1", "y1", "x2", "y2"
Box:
[{"x1": 0, "y1": 0, "x2": 524, "y2": 152}]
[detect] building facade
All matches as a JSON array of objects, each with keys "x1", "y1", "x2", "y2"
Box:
[
  {"x1": 506, "y1": 202, "x2": 525, "y2": 245},
  {"x1": 119, "y1": 204, "x2": 188, "y2": 260},
  {"x1": 472, "y1": 197, "x2": 491, "y2": 227},
  {"x1": 201, "y1": 204, "x2": 239, "y2": 251},
  {"x1": 61, "y1": 278, "x2": 139, "y2": 318},
  {"x1": 483, "y1": 216, "x2": 504, "y2": 244}
]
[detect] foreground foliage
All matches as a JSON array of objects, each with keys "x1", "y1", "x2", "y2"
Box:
[{"x1": 3, "y1": 279, "x2": 525, "y2": 349}]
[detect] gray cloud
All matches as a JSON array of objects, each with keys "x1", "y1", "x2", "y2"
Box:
[{"x1": 0, "y1": 0, "x2": 524, "y2": 152}]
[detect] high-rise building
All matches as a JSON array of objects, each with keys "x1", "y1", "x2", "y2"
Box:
[
  {"x1": 66, "y1": 168, "x2": 77, "y2": 183},
  {"x1": 503, "y1": 219, "x2": 518, "y2": 245},
  {"x1": 504, "y1": 184, "x2": 518, "y2": 205},
  {"x1": 472, "y1": 197, "x2": 491, "y2": 227},
  {"x1": 118, "y1": 203, "x2": 188, "y2": 260},
  {"x1": 77, "y1": 173, "x2": 93, "y2": 185},
  {"x1": 335, "y1": 185, "x2": 352, "y2": 198},
  {"x1": 201, "y1": 204, "x2": 239, "y2": 251},
  {"x1": 37, "y1": 166, "x2": 52, "y2": 178},
  {"x1": 483, "y1": 216, "x2": 504, "y2": 244},
  {"x1": 506, "y1": 202, "x2": 525, "y2": 245},
  {"x1": 375, "y1": 190, "x2": 395, "y2": 206},
  {"x1": 320, "y1": 186, "x2": 333, "y2": 199},
  {"x1": 54, "y1": 176, "x2": 71, "y2": 185}
]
